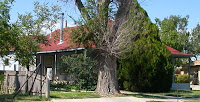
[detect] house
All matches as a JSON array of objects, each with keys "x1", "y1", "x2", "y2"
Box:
[
  {"x1": 181, "y1": 60, "x2": 200, "y2": 85},
  {"x1": 0, "y1": 51, "x2": 35, "y2": 71},
  {"x1": 36, "y1": 25, "x2": 85, "y2": 81}
]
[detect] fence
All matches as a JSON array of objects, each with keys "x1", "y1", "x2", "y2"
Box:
[{"x1": 3, "y1": 71, "x2": 50, "y2": 98}]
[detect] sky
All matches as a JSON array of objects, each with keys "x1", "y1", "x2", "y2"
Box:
[{"x1": 9, "y1": 0, "x2": 200, "y2": 30}]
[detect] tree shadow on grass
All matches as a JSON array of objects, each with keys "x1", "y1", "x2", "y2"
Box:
[
  {"x1": 0, "y1": 94, "x2": 14, "y2": 102},
  {"x1": 124, "y1": 94, "x2": 167, "y2": 99},
  {"x1": 50, "y1": 95, "x2": 60, "y2": 98}
]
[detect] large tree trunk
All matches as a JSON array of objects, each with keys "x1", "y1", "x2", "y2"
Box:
[{"x1": 95, "y1": 54, "x2": 120, "y2": 95}]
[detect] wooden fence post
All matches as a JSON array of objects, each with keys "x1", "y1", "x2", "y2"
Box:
[
  {"x1": 45, "y1": 78, "x2": 50, "y2": 98},
  {"x1": 5, "y1": 74, "x2": 8, "y2": 94},
  {"x1": 24, "y1": 71, "x2": 28, "y2": 93}
]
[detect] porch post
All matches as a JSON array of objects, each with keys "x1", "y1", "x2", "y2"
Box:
[
  {"x1": 40, "y1": 55, "x2": 43, "y2": 98},
  {"x1": 54, "y1": 53, "x2": 57, "y2": 80},
  {"x1": 188, "y1": 58, "x2": 191, "y2": 83}
]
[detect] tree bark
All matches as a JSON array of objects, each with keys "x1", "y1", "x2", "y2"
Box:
[{"x1": 95, "y1": 53, "x2": 120, "y2": 95}]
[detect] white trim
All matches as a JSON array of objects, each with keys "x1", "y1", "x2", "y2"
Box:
[{"x1": 36, "y1": 47, "x2": 85, "y2": 54}]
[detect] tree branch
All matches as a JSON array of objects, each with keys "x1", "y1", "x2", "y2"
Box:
[{"x1": 74, "y1": 0, "x2": 90, "y2": 21}]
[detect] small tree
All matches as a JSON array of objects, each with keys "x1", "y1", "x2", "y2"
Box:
[
  {"x1": 0, "y1": 0, "x2": 18, "y2": 56},
  {"x1": 60, "y1": 50, "x2": 98, "y2": 91},
  {"x1": 13, "y1": 2, "x2": 60, "y2": 70}
]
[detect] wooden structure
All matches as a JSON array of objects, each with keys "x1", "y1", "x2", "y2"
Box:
[{"x1": 166, "y1": 45, "x2": 194, "y2": 90}]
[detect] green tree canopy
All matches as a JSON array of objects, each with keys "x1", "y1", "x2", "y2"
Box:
[
  {"x1": 155, "y1": 15, "x2": 190, "y2": 52},
  {"x1": 188, "y1": 24, "x2": 200, "y2": 57},
  {"x1": 0, "y1": 0, "x2": 18, "y2": 56},
  {"x1": 0, "y1": 0, "x2": 60, "y2": 70}
]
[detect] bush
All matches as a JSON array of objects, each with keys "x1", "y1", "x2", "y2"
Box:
[
  {"x1": 175, "y1": 74, "x2": 193, "y2": 83},
  {"x1": 59, "y1": 50, "x2": 97, "y2": 91},
  {"x1": 118, "y1": 36, "x2": 173, "y2": 92}
]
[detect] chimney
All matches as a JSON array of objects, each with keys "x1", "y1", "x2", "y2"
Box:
[
  {"x1": 59, "y1": 13, "x2": 64, "y2": 44},
  {"x1": 65, "y1": 20, "x2": 67, "y2": 27}
]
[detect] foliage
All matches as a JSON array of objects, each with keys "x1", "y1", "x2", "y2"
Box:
[
  {"x1": 155, "y1": 15, "x2": 191, "y2": 66},
  {"x1": 117, "y1": 1, "x2": 173, "y2": 93},
  {"x1": 118, "y1": 36, "x2": 173, "y2": 92},
  {"x1": 188, "y1": 24, "x2": 200, "y2": 57},
  {"x1": 175, "y1": 74, "x2": 193, "y2": 83},
  {"x1": 13, "y1": 2, "x2": 60, "y2": 69},
  {"x1": 60, "y1": 50, "x2": 97, "y2": 91},
  {"x1": 63, "y1": 0, "x2": 173, "y2": 94},
  {"x1": 0, "y1": 0, "x2": 60, "y2": 70},
  {"x1": 155, "y1": 15, "x2": 190, "y2": 52},
  {"x1": 0, "y1": 0, "x2": 18, "y2": 56}
]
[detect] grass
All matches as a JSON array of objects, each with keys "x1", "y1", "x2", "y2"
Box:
[
  {"x1": 0, "y1": 93, "x2": 49, "y2": 102},
  {"x1": 50, "y1": 91, "x2": 101, "y2": 99},
  {"x1": 0, "y1": 91, "x2": 100, "y2": 102},
  {"x1": 121, "y1": 90, "x2": 200, "y2": 100},
  {"x1": 184, "y1": 100, "x2": 200, "y2": 102},
  {"x1": 151, "y1": 90, "x2": 200, "y2": 98},
  {"x1": 0, "y1": 90, "x2": 200, "y2": 101},
  {"x1": 123, "y1": 93, "x2": 167, "y2": 99}
]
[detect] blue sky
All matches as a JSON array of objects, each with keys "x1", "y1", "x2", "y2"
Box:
[{"x1": 10, "y1": 0, "x2": 200, "y2": 30}]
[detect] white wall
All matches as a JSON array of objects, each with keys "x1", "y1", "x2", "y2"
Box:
[
  {"x1": 171, "y1": 83, "x2": 191, "y2": 90},
  {"x1": 0, "y1": 53, "x2": 36, "y2": 71}
]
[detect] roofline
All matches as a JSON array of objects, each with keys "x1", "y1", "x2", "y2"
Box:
[
  {"x1": 36, "y1": 47, "x2": 85, "y2": 54},
  {"x1": 171, "y1": 54, "x2": 194, "y2": 58}
]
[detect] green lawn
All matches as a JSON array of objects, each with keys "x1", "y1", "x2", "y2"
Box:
[
  {"x1": 122, "y1": 90, "x2": 200, "y2": 100},
  {"x1": 1, "y1": 90, "x2": 200, "y2": 101},
  {"x1": 123, "y1": 93, "x2": 167, "y2": 99},
  {"x1": 151, "y1": 90, "x2": 200, "y2": 98},
  {"x1": 0, "y1": 93, "x2": 49, "y2": 102},
  {"x1": 0, "y1": 91, "x2": 100, "y2": 102},
  {"x1": 184, "y1": 100, "x2": 200, "y2": 102},
  {"x1": 50, "y1": 91, "x2": 101, "y2": 99}
]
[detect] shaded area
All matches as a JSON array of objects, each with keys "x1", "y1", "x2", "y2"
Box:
[
  {"x1": 160, "y1": 90, "x2": 200, "y2": 98},
  {"x1": 124, "y1": 94, "x2": 167, "y2": 99},
  {"x1": 0, "y1": 93, "x2": 49, "y2": 102}
]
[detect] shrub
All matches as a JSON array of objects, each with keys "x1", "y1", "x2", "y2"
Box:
[
  {"x1": 59, "y1": 50, "x2": 97, "y2": 91},
  {"x1": 118, "y1": 37, "x2": 173, "y2": 92},
  {"x1": 175, "y1": 74, "x2": 193, "y2": 83}
]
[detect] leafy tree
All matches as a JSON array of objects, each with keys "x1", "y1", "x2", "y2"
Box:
[
  {"x1": 188, "y1": 24, "x2": 200, "y2": 57},
  {"x1": 0, "y1": 1, "x2": 60, "y2": 71},
  {"x1": 13, "y1": 2, "x2": 60, "y2": 70},
  {"x1": 155, "y1": 15, "x2": 190, "y2": 52},
  {"x1": 60, "y1": 50, "x2": 97, "y2": 91},
  {"x1": 0, "y1": 0, "x2": 18, "y2": 56},
  {"x1": 62, "y1": 0, "x2": 169, "y2": 95}
]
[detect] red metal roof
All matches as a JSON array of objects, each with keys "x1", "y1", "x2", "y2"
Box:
[
  {"x1": 39, "y1": 27, "x2": 78, "y2": 52},
  {"x1": 165, "y1": 45, "x2": 193, "y2": 58},
  {"x1": 39, "y1": 26, "x2": 194, "y2": 58}
]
